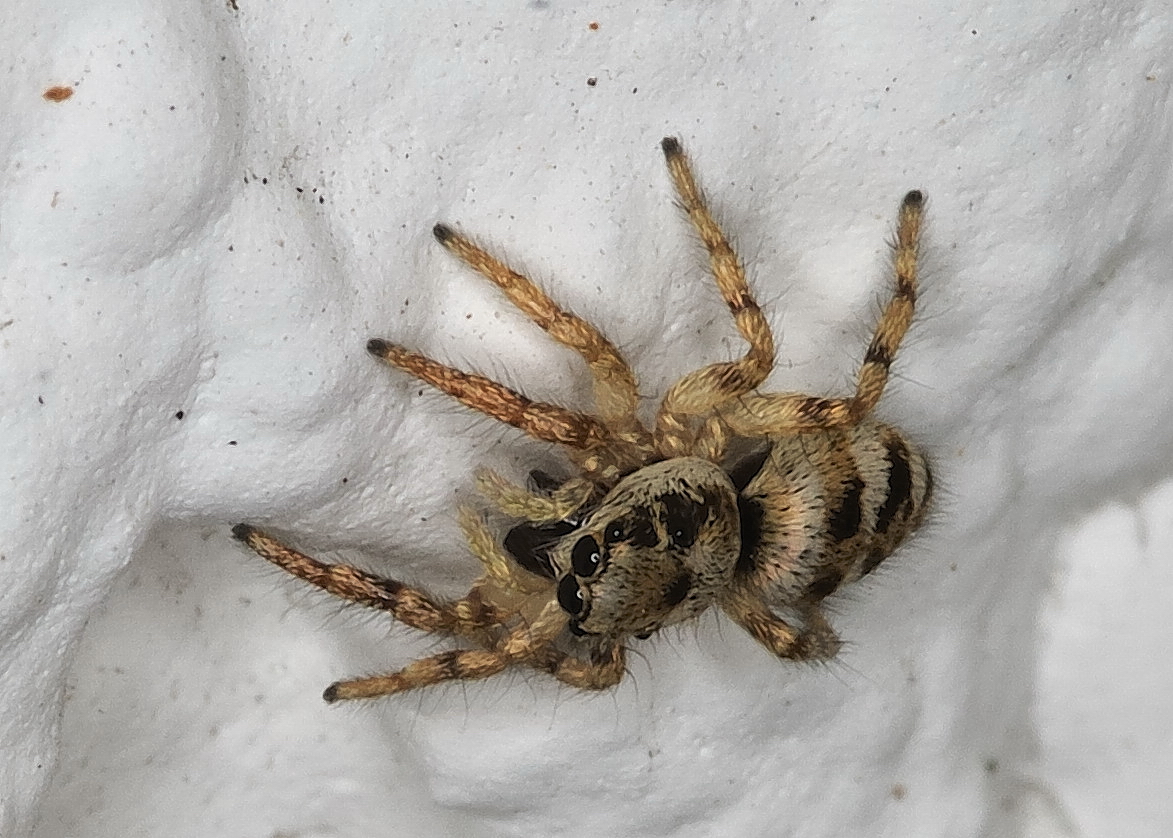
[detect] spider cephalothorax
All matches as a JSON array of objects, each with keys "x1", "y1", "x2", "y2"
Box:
[
  {"x1": 234, "y1": 137, "x2": 932, "y2": 701},
  {"x1": 546, "y1": 457, "x2": 743, "y2": 640}
]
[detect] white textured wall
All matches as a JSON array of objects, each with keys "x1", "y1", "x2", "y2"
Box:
[{"x1": 3, "y1": 2, "x2": 1171, "y2": 836}]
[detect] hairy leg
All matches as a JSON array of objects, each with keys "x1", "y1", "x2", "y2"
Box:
[
  {"x1": 655, "y1": 137, "x2": 776, "y2": 454},
  {"x1": 323, "y1": 648, "x2": 511, "y2": 702},
  {"x1": 433, "y1": 223, "x2": 646, "y2": 434},
  {"x1": 233, "y1": 524, "x2": 499, "y2": 644},
  {"x1": 549, "y1": 641, "x2": 627, "y2": 690},
  {"x1": 721, "y1": 590, "x2": 842, "y2": 661},
  {"x1": 693, "y1": 415, "x2": 732, "y2": 463},
  {"x1": 458, "y1": 505, "x2": 550, "y2": 596},
  {"x1": 850, "y1": 190, "x2": 923, "y2": 420},
  {"x1": 709, "y1": 190, "x2": 924, "y2": 437},
  {"x1": 367, "y1": 338, "x2": 611, "y2": 449},
  {"x1": 473, "y1": 468, "x2": 595, "y2": 523},
  {"x1": 322, "y1": 609, "x2": 623, "y2": 700}
]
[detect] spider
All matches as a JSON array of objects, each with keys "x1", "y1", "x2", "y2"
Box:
[{"x1": 233, "y1": 137, "x2": 933, "y2": 702}]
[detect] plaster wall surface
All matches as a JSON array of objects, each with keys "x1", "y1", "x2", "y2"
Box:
[{"x1": 2, "y1": 2, "x2": 1171, "y2": 836}]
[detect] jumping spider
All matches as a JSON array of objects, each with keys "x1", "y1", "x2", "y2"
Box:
[{"x1": 234, "y1": 138, "x2": 932, "y2": 702}]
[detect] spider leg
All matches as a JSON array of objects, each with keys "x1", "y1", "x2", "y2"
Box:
[
  {"x1": 715, "y1": 391, "x2": 857, "y2": 436},
  {"x1": 473, "y1": 468, "x2": 594, "y2": 523},
  {"x1": 548, "y1": 641, "x2": 627, "y2": 690},
  {"x1": 323, "y1": 648, "x2": 511, "y2": 701},
  {"x1": 458, "y1": 505, "x2": 551, "y2": 596},
  {"x1": 499, "y1": 602, "x2": 627, "y2": 690},
  {"x1": 432, "y1": 224, "x2": 647, "y2": 436},
  {"x1": 693, "y1": 415, "x2": 732, "y2": 463},
  {"x1": 367, "y1": 338, "x2": 611, "y2": 449},
  {"x1": 325, "y1": 600, "x2": 572, "y2": 701},
  {"x1": 708, "y1": 190, "x2": 924, "y2": 437},
  {"x1": 721, "y1": 590, "x2": 842, "y2": 661},
  {"x1": 850, "y1": 189, "x2": 923, "y2": 421},
  {"x1": 233, "y1": 524, "x2": 499, "y2": 644},
  {"x1": 655, "y1": 137, "x2": 776, "y2": 455}
]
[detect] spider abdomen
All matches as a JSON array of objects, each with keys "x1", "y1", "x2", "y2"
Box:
[{"x1": 735, "y1": 419, "x2": 932, "y2": 608}]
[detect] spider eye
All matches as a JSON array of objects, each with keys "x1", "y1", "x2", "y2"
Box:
[
  {"x1": 571, "y1": 535, "x2": 603, "y2": 578},
  {"x1": 604, "y1": 522, "x2": 625, "y2": 544},
  {"x1": 557, "y1": 574, "x2": 587, "y2": 616},
  {"x1": 661, "y1": 492, "x2": 702, "y2": 550}
]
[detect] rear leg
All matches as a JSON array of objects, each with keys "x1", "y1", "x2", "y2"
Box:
[
  {"x1": 712, "y1": 189, "x2": 924, "y2": 437},
  {"x1": 851, "y1": 190, "x2": 923, "y2": 420}
]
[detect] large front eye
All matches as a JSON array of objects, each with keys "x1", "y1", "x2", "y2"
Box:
[
  {"x1": 571, "y1": 535, "x2": 603, "y2": 578},
  {"x1": 557, "y1": 574, "x2": 586, "y2": 616}
]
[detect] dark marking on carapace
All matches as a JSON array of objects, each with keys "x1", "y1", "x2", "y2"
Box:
[
  {"x1": 735, "y1": 495, "x2": 765, "y2": 576},
  {"x1": 620, "y1": 507, "x2": 660, "y2": 548},
  {"x1": 827, "y1": 476, "x2": 865, "y2": 541},
  {"x1": 660, "y1": 491, "x2": 702, "y2": 550},
  {"x1": 663, "y1": 571, "x2": 693, "y2": 608},
  {"x1": 875, "y1": 439, "x2": 912, "y2": 535}
]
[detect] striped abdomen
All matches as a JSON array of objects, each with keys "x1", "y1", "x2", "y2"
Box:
[{"x1": 735, "y1": 419, "x2": 932, "y2": 607}]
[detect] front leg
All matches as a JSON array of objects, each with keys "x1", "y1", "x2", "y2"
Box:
[
  {"x1": 233, "y1": 524, "x2": 500, "y2": 645},
  {"x1": 548, "y1": 642, "x2": 628, "y2": 690},
  {"x1": 323, "y1": 648, "x2": 512, "y2": 702},
  {"x1": 495, "y1": 601, "x2": 627, "y2": 690}
]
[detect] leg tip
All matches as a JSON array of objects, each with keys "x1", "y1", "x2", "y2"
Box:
[
  {"x1": 432, "y1": 223, "x2": 455, "y2": 245},
  {"x1": 322, "y1": 683, "x2": 342, "y2": 703},
  {"x1": 902, "y1": 190, "x2": 924, "y2": 208},
  {"x1": 366, "y1": 337, "x2": 389, "y2": 357},
  {"x1": 231, "y1": 523, "x2": 254, "y2": 542},
  {"x1": 660, "y1": 136, "x2": 682, "y2": 157}
]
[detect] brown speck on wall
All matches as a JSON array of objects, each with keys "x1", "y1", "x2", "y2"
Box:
[{"x1": 43, "y1": 86, "x2": 74, "y2": 102}]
